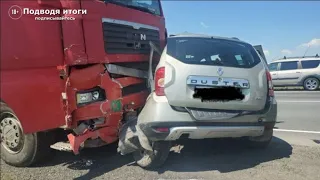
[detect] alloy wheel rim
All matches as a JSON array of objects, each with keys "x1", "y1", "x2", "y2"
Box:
[{"x1": 306, "y1": 79, "x2": 318, "y2": 90}]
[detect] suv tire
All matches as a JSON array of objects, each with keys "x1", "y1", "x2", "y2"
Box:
[
  {"x1": 303, "y1": 77, "x2": 319, "y2": 91},
  {"x1": 246, "y1": 128, "x2": 273, "y2": 149},
  {"x1": 0, "y1": 102, "x2": 54, "y2": 167},
  {"x1": 133, "y1": 141, "x2": 171, "y2": 169}
]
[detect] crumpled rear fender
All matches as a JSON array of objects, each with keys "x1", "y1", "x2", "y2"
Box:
[{"x1": 117, "y1": 114, "x2": 152, "y2": 155}]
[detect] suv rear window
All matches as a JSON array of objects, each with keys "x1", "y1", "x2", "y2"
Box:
[
  {"x1": 301, "y1": 60, "x2": 320, "y2": 69},
  {"x1": 167, "y1": 37, "x2": 261, "y2": 68}
]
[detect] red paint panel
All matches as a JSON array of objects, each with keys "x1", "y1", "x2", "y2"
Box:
[
  {"x1": 115, "y1": 77, "x2": 144, "y2": 87},
  {"x1": 69, "y1": 64, "x2": 105, "y2": 90},
  {"x1": 60, "y1": 0, "x2": 88, "y2": 65},
  {"x1": 0, "y1": 1, "x2": 64, "y2": 70},
  {"x1": 101, "y1": 74, "x2": 122, "y2": 100},
  {"x1": 0, "y1": 68, "x2": 65, "y2": 133},
  {"x1": 98, "y1": 126, "x2": 118, "y2": 143},
  {"x1": 122, "y1": 91, "x2": 149, "y2": 111},
  {"x1": 68, "y1": 126, "x2": 118, "y2": 154},
  {"x1": 37, "y1": 0, "x2": 61, "y2": 8},
  {"x1": 104, "y1": 112, "x2": 122, "y2": 127},
  {"x1": 72, "y1": 102, "x2": 110, "y2": 123}
]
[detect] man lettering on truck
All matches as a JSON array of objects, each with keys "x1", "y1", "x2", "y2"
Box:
[{"x1": 0, "y1": 0, "x2": 167, "y2": 167}]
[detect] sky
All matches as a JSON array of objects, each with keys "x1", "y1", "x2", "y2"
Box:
[{"x1": 161, "y1": 1, "x2": 320, "y2": 62}]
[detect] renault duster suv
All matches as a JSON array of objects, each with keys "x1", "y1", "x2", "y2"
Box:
[{"x1": 131, "y1": 34, "x2": 277, "y2": 169}]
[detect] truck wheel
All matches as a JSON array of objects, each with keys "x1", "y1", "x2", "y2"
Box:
[
  {"x1": 0, "y1": 102, "x2": 53, "y2": 167},
  {"x1": 133, "y1": 141, "x2": 171, "y2": 169},
  {"x1": 246, "y1": 128, "x2": 273, "y2": 149},
  {"x1": 303, "y1": 77, "x2": 319, "y2": 91}
]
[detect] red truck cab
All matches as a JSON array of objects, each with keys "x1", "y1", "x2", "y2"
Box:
[{"x1": 0, "y1": 0, "x2": 166, "y2": 167}]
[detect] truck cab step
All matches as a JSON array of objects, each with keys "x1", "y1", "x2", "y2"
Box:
[{"x1": 50, "y1": 142, "x2": 73, "y2": 152}]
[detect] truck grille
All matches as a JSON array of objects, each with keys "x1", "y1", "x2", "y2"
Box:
[{"x1": 102, "y1": 18, "x2": 160, "y2": 54}]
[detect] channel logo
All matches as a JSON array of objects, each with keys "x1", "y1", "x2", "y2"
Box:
[{"x1": 8, "y1": 5, "x2": 23, "y2": 20}]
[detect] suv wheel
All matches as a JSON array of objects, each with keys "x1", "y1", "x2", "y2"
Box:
[
  {"x1": 303, "y1": 77, "x2": 319, "y2": 91},
  {"x1": 246, "y1": 128, "x2": 273, "y2": 149},
  {"x1": 133, "y1": 141, "x2": 171, "y2": 169},
  {"x1": 0, "y1": 102, "x2": 53, "y2": 167}
]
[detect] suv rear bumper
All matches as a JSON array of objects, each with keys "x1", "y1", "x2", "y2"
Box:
[
  {"x1": 137, "y1": 93, "x2": 277, "y2": 141},
  {"x1": 139, "y1": 121, "x2": 274, "y2": 141},
  {"x1": 165, "y1": 126, "x2": 264, "y2": 140}
]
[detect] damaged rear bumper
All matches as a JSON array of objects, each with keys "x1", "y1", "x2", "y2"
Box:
[{"x1": 117, "y1": 117, "x2": 154, "y2": 155}]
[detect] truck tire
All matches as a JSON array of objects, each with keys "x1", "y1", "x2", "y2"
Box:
[
  {"x1": 246, "y1": 128, "x2": 273, "y2": 149},
  {"x1": 0, "y1": 102, "x2": 53, "y2": 167},
  {"x1": 133, "y1": 141, "x2": 171, "y2": 169}
]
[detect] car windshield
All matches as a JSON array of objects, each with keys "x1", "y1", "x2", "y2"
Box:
[
  {"x1": 104, "y1": 0, "x2": 161, "y2": 16},
  {"x1": 167, "y1": 37, "x2": 262, "y2": 68}
]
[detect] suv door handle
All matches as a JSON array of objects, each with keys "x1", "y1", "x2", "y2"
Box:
[
  {"x1": 272, "y1": 74, "x2": 276, "y2": 75},
  {"x1": 296, "y1": 72, "x2": 301, "y2": 73}
]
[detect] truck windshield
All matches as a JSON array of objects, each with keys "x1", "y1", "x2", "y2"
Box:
[{"x1": 104, "y1": 0, "x2": 161, "y2": 16}]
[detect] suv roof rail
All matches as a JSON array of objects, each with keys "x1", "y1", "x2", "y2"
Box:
[
  {"x1": 231, "y1": 37, "x2": 239, "y2": 40},
  {"x1": 280, "y1": 54, "x2": 320, "y2": 60}
]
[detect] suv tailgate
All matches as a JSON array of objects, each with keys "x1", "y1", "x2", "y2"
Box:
[{"x1": 163, "y1": 37, "x2": 268, "y2": 111}]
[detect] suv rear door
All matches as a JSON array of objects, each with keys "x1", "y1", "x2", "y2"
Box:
[
  {"x1": 277, "y1": 61, "x2": 301, "y2": 85},
  {"x1": 300, "y1": 59, "x2": 320, "y2": 76},
  {"x1": 162, "y1": 37, "x2": 269, "y2": 111}
]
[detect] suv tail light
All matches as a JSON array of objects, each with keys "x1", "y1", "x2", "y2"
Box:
[
  {"x1": 266, "y1": 71, "x2": 274, "y2": 97},
  {"x1": 155, "y1": 67, "x2": 165, "y2": 96}
]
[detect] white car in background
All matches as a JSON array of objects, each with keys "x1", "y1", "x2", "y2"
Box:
[{"x1": 268, "y1": 55, "x2": 320, "y2": 91}]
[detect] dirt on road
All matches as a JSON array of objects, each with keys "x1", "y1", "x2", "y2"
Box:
[{"x1": 1, "y1": 137, "x2": 320, "y2": 180}]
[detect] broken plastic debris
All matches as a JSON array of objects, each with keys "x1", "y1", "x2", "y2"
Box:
[
  {"x1": 170, "y1": 145, "x2": 184, "y2": 153},
  {"x1": 85, "y1": 160, "x2": 93, "y2": 166}
]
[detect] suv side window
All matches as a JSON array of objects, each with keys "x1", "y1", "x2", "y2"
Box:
[
  {"x1": 268, "y1": 63, "x2": 279, "y2": 72},
  {"x1": 279, "y1": 61, "x2": 298, "y2": 71},
  {"x1": 301, "y1": 60, "x2": 320, "y2": 69}
]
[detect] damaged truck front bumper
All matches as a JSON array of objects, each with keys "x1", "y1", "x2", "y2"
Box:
[{"x1": 62, "y1": 64, "x2": 148, "y2": 154}]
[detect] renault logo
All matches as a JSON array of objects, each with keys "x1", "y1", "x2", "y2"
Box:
[{"x1": 217, "y1": 67, "x2": 224, "y2": 76}]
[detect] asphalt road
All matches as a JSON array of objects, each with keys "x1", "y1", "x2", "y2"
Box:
[
  {"x1": 1, "y1": 91, "x2": 320, "y2": 180},
  {"x1": 273, "y1": 91, "x2": 320, "y2": 148},
  {"x1": 274, "y1": 91, "x2": 320, "y2": 132}
]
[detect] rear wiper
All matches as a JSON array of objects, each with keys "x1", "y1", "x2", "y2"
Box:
[{"x1": 214, "y1": 61, "x2": 224, "y2": 65}]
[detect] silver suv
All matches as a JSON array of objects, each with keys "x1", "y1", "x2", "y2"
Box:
[
  {"x1": 268, "y1": 56, "x2": 320, "y2": 90},
  {"x1": 118, "y1": 34, "x2": 277, "y2": 169}
]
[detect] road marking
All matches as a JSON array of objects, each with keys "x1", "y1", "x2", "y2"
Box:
[
  {"x1": 274, "y1": 129, "x2": 320, "y2": 134},
  {"x1": 275, "y1": 91, "x2": 320, "y2": 93},
  {"x1": 277, "y1": 100, "x2": 320, "y2": 103}
]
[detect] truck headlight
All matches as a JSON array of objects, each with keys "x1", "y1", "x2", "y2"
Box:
[{"x1": 76, "y1": 87, "x2": 106, "y2": 106}]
